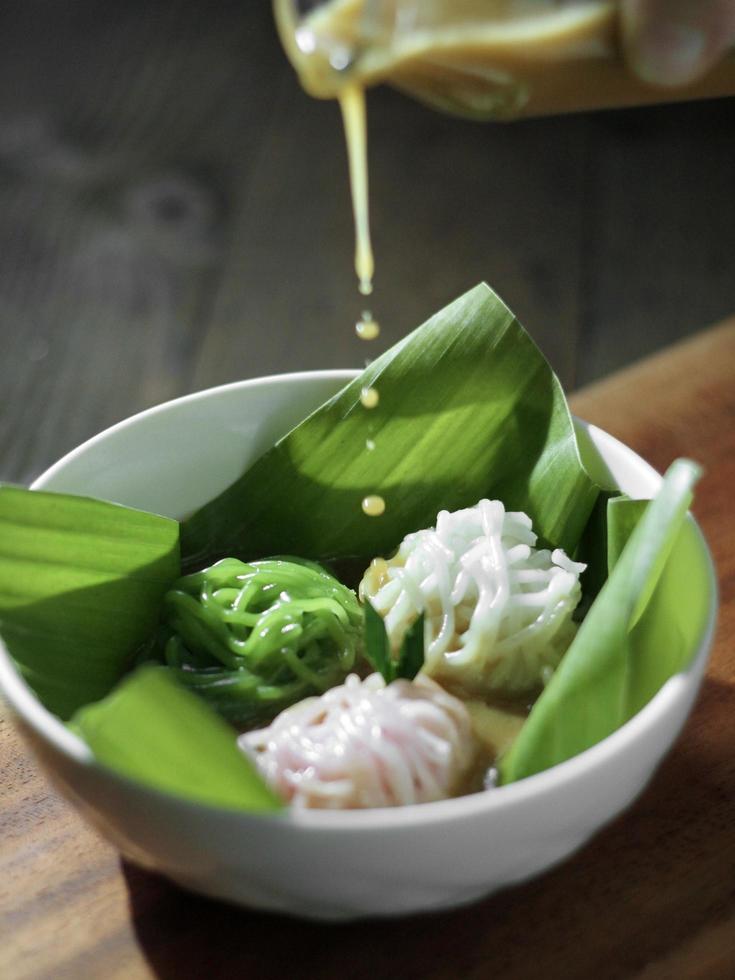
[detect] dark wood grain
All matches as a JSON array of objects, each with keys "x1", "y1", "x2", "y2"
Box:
[
  {"x1": 1, "y1": 319, "x2": 734, "y2": 980},
  {"x1": 0, "y1": 2, "x2": 734, "y2": 487},
  {"x1": 573, "y1": 103, "x2": 735, "y2": 383}
]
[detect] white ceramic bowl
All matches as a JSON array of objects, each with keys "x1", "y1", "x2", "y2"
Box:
[{"x1": 0, "y1": 371, "x2": 718, "y2": 920}]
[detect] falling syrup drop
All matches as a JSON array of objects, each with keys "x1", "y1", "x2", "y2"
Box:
[
  {"x1": 355, "y1": 311, "x2": 380, "y2": 341},
  {"x1": 360, "y1": 386, "x2": 379, "y2": 408},
  {"x1": 361, "y1": 494, "x2": 385, "y2": 517}
]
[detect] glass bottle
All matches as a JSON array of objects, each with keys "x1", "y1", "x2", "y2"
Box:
[{"x1": 274, "y1": 0, "x2": 735, "y2": 120}]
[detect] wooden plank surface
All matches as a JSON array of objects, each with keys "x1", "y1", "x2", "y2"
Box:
[{"x1": 1, "y1": 318, "x2": 734, "y2": 980}]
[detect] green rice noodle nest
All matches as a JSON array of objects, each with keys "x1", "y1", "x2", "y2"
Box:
[
  {"x1": 360, "y1": 499, "x2": 586, "y2": 700},
  {"x1": 155, "y1": 557, "x2": 363, "y2": 725}
]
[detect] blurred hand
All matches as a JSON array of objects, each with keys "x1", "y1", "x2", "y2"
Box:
[{"x1": 622, "y1": 0, "x2": 735, "y2": 86}]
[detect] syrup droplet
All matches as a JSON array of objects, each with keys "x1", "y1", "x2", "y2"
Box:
[
  {"x1": 360, "y1": 386, "x2": 379, "y2": 409},
  {"x1": 365, "y1": 438, "x2": 376, "y2": 451},
  {"x1": 361, "y1": 494, "x2": 385, "y2": 517},
  {"x1": 355, "y1": 311, "x2": 380, "y2": 341}
]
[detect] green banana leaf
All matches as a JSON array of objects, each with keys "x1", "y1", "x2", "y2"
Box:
[
  {"x1": 181, "y1": 283, "x2": 600, "y2": 570},
  {"x1": 71, "y1": 666, "x2": 283, "y2": 812},
  {"x1": 364, "y1": 602, "x2": 425, "y2": 682},
  {"x1": 573, "y1": 489, "x2": 617, "y2": 610},
  {"x1": 499, "y1": 460, "x2": 710, "y2": 784},
  {"x1": 0, "y1": 485, "x2": 180, "y2": 719}
]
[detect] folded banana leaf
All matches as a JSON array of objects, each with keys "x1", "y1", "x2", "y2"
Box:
[
  {"x1": 181, "y1": 283, "x2": 600, "y2": 570},
  {"x1": 499, "y1": 460, "x2": 710, "y2": 783},
  {"x1": 71, "y1": 666, "x2": 283, "y2": 811},
  {"x1": 0, "y1": 486, "x2": 179, "y2": 719}
]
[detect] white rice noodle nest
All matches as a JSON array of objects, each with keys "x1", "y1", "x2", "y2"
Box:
[
  {"x1": 360, "y1": 499, "x2": 586, "y2": 698},
  {"x1": 239, "y1": 673, "x2": 477, "y2": 809}
]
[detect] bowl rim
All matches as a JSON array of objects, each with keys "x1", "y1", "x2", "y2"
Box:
[{"x1": 0, "y1": 369, "x2": 719, "y2": 831}]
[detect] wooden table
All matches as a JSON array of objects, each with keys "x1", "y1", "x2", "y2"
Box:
[{"x1": 1, "y1": 318, "x2": 734, "y2": 980}]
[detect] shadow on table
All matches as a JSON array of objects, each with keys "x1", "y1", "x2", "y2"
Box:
[{"x1": 122, "y1": 676, "x2": 735, "y2": 980}]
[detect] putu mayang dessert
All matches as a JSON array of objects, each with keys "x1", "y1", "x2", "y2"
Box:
[{"x1": 213, "y1": 498, "x2": 586, "y2": 810}]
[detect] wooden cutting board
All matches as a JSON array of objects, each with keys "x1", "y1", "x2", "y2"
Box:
[{"x1": 1, "y1": 319, "x2": 734, "y2": 980}]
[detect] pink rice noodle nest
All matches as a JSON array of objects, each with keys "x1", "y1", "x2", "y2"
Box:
[{"x1": 239, "y1": 672, "x2": 478, "y2": 809}]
